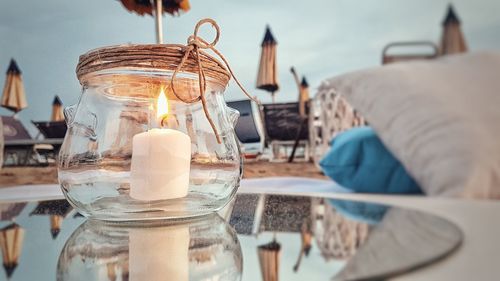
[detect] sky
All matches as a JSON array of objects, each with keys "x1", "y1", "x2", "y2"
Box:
[{"x1": 1, "y1": 0, "x2": 500, "y2": 135}]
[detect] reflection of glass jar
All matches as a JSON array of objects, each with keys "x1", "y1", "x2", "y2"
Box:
[
  {"x1": 58, "y1": 45, "x2": 242, "y2": 220},
  {"x1": 57, "y1": 214, "x2": 242, "y2": 280}
]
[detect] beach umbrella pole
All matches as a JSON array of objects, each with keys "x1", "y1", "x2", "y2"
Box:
[{"x1": 154, "y1": 0, "x2": 163, "y2": 44}]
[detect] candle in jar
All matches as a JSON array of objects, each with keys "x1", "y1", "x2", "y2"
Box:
[{"x1": 129, "y1": 89, "x2": 191, "y2": 201}]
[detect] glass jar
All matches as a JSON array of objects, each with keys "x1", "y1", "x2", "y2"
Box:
[
  {"x1": 57, "y1": 215, "x2": 243, "y2": 280},
  {"x1": 58, "y1": 44, "x2": 242, "y2": 221}
]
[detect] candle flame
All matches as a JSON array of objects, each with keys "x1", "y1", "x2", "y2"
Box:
[{"x1": 157, "y1": 88, "x2": 169, "y2": 122}]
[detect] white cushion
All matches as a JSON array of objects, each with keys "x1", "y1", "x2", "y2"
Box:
[{"x1": 320, "y1": 52, "x2": 500, "y2": 199}]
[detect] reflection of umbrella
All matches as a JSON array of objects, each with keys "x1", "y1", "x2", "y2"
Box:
[
  {"x1": 258, "y1": 239, "x2": 281, "y2": 281},
  {"x1": 1, "y1": 59, "x2": 28, "y2": 114},
  {"x1": 106, "y1": 262, "x2": 129, "y2": 281},
  {"x1": 107, "y1": 262, "x2": 117, "y2": 281},
  {"x1": 440, "y1": 4, "x2": 467, "y2": 55},
  {"x1": 51, "y1": 95, "x2": 64, "y2": 121},
  {"x1": 50, "y1": 215, "x2": 64, "y2": 239},
  {"x1": 30, "y1": 200, "x2": 72, "y2": 240},
  {"x1": 256, "y1": 26, "x2": 279, "y2": 103},
  {"x1": 118, "y1": 0, "x2": 190, "y2": 44},
  {"x1": 0, "y1": 223, "x2": 24, "y2": 279}
]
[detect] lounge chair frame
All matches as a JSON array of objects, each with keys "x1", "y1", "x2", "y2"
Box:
[{"x1": 261, "y1": 102, "x2": 310, "y2": 162}]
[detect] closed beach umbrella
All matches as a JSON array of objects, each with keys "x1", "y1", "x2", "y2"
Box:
[
  {"x1": 299, "y1": 78, "x2": 309, "y2": 104},
  {"x1": 290, "y1": 67, "x2": 309, "y2": 117},
  {"x1": 299, "y1": 77, "x2": 309, "y2": 117},
  {"x1": 0, "y1": 223, "x2": 24, "y2": 279},
  {"x1": 440, "y1": 4, "x2": 467, "y2": 55},
  {"x1": 256, "y1": 26, "x2": 279, "y2": 103},
  {"x1": 118, "y1": 0, "x2": 190, "y2": 43},
  {"x1": 1, "y1": 59, "x2": 28, "y2": 114},
  {"x1": 119, "y1": 0, "x2": 190, "y2": 15},
  {"x1": 257, "y1": 239, "x2": 281, "y2": 281},
  {"x1": 51, "y1": 95, "x2": 64, "y2": 121}
]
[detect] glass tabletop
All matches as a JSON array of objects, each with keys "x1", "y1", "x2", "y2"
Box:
[{"x1": 0, "y1": 193, "x2": 462, "y2": 281}]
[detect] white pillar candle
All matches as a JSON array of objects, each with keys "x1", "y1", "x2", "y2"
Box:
[
  {"x1": 129, "y1": 89, "x2": 191, "y2": 201},
  {"x1": 129, "y1": 225, "x2": 190, "y2": 281}
]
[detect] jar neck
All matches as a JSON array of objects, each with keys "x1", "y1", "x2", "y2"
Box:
[{"x1": 81, "y1": 69, "x2": 227, "y2": 101}]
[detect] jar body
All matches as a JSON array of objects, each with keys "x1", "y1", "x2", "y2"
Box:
[
  {"x1": 58, "y1": 69, "x2": 242, "y2": 221},
  {"x1": 57, "y1": 215, "x2": 243, "y2": 280}
]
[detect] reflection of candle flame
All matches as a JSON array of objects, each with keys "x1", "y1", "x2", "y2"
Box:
[{"x1": 157, "y1": 88, "x2": 169, "y2": 123}]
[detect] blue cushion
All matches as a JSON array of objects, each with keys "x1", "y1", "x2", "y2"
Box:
[{"x1": 319, "y1": 127, "x2": 422, "y2": 194}]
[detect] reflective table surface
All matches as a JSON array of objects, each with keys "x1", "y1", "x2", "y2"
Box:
[{"x1": 0, "y1": 193, "x2": 462, "y2": 281}]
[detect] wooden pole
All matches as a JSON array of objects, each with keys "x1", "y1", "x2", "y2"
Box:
[
  {"x1": 288, "y1": 116, "x2": 307, "y2": 163},
  {"x1": 154, "y1": 0, "x2": 163, "y2": 44},
  {"x1": 289, "y1": 67, "x2": 307, "y2": 162},
  {"x1": 293, "y1": 247, "x2": 305, "y2": 272}
]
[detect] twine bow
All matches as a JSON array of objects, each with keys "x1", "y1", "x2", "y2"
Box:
[{"x1": 170, "y1": 18, "x2": 258, "y2": 144}]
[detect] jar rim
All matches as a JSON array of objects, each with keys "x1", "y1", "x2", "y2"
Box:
[{"x1": 76, "y1": 44, "x2": 231, "y2": 87}]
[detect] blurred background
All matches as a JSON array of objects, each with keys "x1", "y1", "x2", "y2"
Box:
[{"x1": 1, "y1": 0, "x2": 499, "y2": 135}]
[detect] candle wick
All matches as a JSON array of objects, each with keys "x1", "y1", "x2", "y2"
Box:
[
  {"x1": 159, "y1": 115, "x2": 180, "y2": 129},
  {"x1": 160, "y1": 115, "x2": 167, "y2": 128}
]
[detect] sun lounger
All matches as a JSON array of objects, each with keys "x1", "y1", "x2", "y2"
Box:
[
  {"x1": 31, "y1": 121, "x2": 65, "y2": 164},
  {"x1": 32, "y1": 121, "x2": 67, "y2": 139},
  {"x1": 227, "y1": 100, "x2": 265, "y2": 159},
  {"x1": 382, "y1": 41, "x2": 439, "y2": 64},
  {"x1": 1, "y1": 116, "x2": 62, "y2": 166},
  {"x1": 262, "y1": 102, "x2": 310, "y2": 161}
]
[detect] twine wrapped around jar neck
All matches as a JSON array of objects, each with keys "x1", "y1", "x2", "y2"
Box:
[
  {"x1": 76, "y1": 18, "x2": 257, "y2": 144},
  {"x1": 170, "y1": 18, "x2": 257, "y2": 143}
]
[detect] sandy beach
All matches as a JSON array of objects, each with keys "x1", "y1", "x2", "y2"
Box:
[{"x1": 0, "y1": 161, "x2": 326, "y2": 188}]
